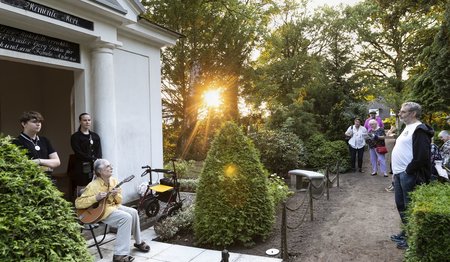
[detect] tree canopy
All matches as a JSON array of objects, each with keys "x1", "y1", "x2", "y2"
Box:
[{"x1": 143, "y1": 0, "x2": 448, "y2": 160}]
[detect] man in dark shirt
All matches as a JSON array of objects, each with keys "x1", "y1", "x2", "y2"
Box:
[{"x1": 13, "y1": 111, "x2": 60, "y2": 181}]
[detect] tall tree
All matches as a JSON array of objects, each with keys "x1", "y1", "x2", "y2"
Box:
[
  {"x1": 248, "y1": 3, "x2": 363, "y2": 140},
  {"x1": 307, "y1": 6, "x2": 363, "y2": 134},
  {"x1": 346, "y1": 0, "x2": 442, "y2": 107},
  {"x1": 410, "y1": 1, "x2": 449, "y2": 113},
  {"x1": 142, "y1": 0, "x2": 274, "y2": 159}
]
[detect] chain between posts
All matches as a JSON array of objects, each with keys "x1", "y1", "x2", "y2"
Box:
[{"x1": 280, "y1": 161, "x2": 340, "y2": 261}]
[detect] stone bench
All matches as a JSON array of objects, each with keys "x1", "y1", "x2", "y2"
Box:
[{"x1": 288, "y1": 169, "x2": 325, "y2": 191}]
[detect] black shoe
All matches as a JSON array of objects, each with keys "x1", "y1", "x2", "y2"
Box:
[
  {"x1": 359, "y1": 168, "x2": 364, "y2": 173},
  {"x1": 396, "y1": 240, "x2": 408, "y2": 250},
  {"x1": 390, "y1": 233, "x2": 405, "y2": 243},
  {"x1": 371, "y1": 172, "x2": 377, "y2": 176}
]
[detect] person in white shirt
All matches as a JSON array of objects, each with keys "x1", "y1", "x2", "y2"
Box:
[
  {"x1": 390, "y1": 102, "x2": 434, "y2": 250},
  {"x1": 345, "y1": 118, "x2": 368, "y2": 172}
]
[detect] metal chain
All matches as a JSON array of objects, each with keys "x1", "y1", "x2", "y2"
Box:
[
  {"x1": 285, "y1": 189, "x2": 309, "y2": 212},
  {"x1": 286, "y1": 202, "x2": 310, "y2": 229}
]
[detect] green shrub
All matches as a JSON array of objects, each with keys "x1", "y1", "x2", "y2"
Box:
[
  {"x1": 164, "y1": 160, "x2": 203, "y2": 180},
  {"x1": 405, "y1": 182, "x2": 450, "y2": 262},
  {"x1": 154, "y1": 204, "x2": 195, "y2": 241},
  {"x1": 164, "y1": 159, "x2": 195, "y2": 179},
  {"x1": 327, "y1": 140, "x2": 350, "y2": 172},
  {"x1": 250, "y1": 129, "x2": 305, "y2": 177},
  {"x1": 267, "y1": 174, "x2": 292, "y2": 207},
  {"x1": 304, "y1": 133, "x2": 327, "y2": 167},
  {"x1": 179, "y1": 178, "x2": 198, "y2": 193},
  {"x1": 194, "y1": 122, "x2": 275, "y2": 247},
  {"x1": 304, "y1": 134, "x2": 350, "y2": 172},
  {"x1": 0, "y1": 137, "x2": 92, "y2": 261}
]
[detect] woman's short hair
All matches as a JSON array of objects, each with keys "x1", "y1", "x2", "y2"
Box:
[
  {"x1": 368, "y1": 119, "x2": 378, "y2": 126},
  {"x1": 439, "y1": 130, "x2": 449, "y2": 139}
]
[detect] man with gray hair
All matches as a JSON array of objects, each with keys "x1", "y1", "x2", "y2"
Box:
[
  {"x1": 390, "y1": 102, "x2": 434, "y2": 250},
  {"x1": 438, "y1": 130, "x2": 450, "y2": 165},
  {"x1": 76, "y1": 159, "x2": 150, "y2": 262}
]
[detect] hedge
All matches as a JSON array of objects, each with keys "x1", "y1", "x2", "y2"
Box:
[
  {"x1": 405, "y1": 182, "x2": 450, "y2": 261},
  {"x1": 0, "y1": 136, "x2": 92, "y2": 261}
]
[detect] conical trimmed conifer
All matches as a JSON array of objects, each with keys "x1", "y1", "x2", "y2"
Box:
[
  {"x1": 0, "y1": 136, "x2": 92, "y2": 261},
  {"x1": 194, "y1": 122, "x2": 275, "y2": 247}
]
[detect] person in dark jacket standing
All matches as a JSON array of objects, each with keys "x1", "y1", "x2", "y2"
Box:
[
  {"x1": 390, "y1": 102, "x2": 434, "y2": 250},
  {"x1": 13, "y1": 111, "x2": 61, "y2": 183},
  {"x1": 71, "y1": 113, "x2": 102, "y2": 194}
]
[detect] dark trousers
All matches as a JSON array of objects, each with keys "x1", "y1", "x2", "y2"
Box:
[
  {"x1": 349, "y1": 146, "x2": 364, "y2": 169},
  {"x1": 394, "y1": 171, "x2": 417, "y2": 225}
]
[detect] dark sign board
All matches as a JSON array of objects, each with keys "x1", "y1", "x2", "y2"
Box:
[
  {"x1": 1, "y1": 0, "x2": 94, "y2": 30},
  {"x1": 0, "y1": 24, "x2": 81, "y2": 63}
]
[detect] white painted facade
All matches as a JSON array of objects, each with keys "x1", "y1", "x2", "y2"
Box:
[{"x1": 0, "y1": 0, "x2": 180, "y2": 202}]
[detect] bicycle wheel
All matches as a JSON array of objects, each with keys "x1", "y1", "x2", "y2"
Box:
[
  {"x1": 167, "y1": 202, "x2": 183, "y2": 217},
  {"x1": 144, "y1": 198, "x2": 160, "y2": 218}
]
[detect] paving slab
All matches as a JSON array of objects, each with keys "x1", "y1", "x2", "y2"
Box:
[{"x1": 89, "y1": 227, "x2": 282, "y2": 262}]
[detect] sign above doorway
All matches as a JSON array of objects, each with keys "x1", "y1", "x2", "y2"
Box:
[{"x1": 0, "y1": 24, "x2": 80, "y2": 63}]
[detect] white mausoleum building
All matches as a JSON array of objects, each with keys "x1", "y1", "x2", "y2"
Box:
[{"x1": 0, "y1": 0, "x2": 180, "y2": 202}]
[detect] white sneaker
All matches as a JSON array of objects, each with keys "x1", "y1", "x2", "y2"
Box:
[{"x1": 385, "y1": 184, "x2": 394, "y2": 192}]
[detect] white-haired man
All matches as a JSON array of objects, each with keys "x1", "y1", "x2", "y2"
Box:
[{"x1": 75, "y1": 159, "x2": 150, "y2": 262}]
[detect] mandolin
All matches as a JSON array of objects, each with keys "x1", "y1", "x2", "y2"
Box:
[{"x1": 77, "y1": 175, "x2": 135, "y2": 224}]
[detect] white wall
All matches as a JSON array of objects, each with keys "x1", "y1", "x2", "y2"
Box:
[{"x1": 112, "y1": 35, "x2": 164, "y2": 202}]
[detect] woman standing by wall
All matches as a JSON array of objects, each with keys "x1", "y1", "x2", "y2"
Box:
[{"x1": 70, "y1": 113, "x2": 102, "y2": 194}]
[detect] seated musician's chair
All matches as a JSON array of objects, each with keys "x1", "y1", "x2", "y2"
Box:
[
  {"x1": 75, "y1": 186, "x2": 109, "y2": 259},
  {"x1": 80, "y1": 222, "x2": 108, "y2": 259}
]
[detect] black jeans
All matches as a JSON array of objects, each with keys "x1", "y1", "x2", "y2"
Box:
[{"x1": 349, "y1": 146, "x2": 364, "y2": 169}]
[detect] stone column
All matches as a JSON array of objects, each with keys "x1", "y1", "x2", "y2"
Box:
[{"x1": 90, "y1": 42, "x2": 117, "y2": 165}]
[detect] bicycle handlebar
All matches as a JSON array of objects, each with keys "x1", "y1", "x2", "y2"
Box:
[{"x1": 140, "y1": 165, "x2": 175, "y2": 177}]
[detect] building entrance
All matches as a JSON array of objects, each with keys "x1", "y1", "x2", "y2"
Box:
[{"x1": 0, "y1": 59, "x2": 75, "y2": 200}]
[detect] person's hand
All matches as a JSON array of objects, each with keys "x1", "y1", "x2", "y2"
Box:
[
  {"x1": 32, "y1": 159, "x2": 41, "y2": 165},
  {"x1": 110, "y1": 188, "x2": 121, "y2": 197},
  {"x1": 96, "y1": 192, "x2": 107, "y2": 201}
]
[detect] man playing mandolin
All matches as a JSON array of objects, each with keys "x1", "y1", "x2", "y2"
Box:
[{"x1": 75, "y1": 159, "x2": 150, "y2": 262}]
